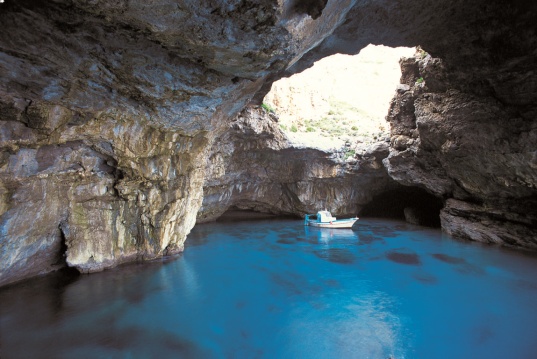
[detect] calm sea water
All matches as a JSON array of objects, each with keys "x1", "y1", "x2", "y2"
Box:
[{"x1": 1, "y1": 218, "x2": 537, "y2": 359}]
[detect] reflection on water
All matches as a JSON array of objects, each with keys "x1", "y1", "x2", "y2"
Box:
[{"x1": 2, "y1": 218, "x2": 537, "y2": 358}]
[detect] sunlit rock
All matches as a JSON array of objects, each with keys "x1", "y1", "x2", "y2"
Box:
[{"x1": 198, "y1": 106, "x2": 398, "y2": 222}]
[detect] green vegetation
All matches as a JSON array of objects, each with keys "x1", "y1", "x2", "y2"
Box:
[
  {"x1": 261, "y1": 103, "x2": 276, "y2": 113},
  {"x1": 417, "y1": 47, "x2": 428, "y2": 59},
  {"x1": 271, "y1": 95, "x2": 390, "y2": 146},
  {"x1": 279, "y1": 98, "x2": 378, "y2": 140},
  {"x1": 327, "y1": 109, "x2": 340, "y2": 116},
  {"x1": 343, "y1": 148, "x2": 356, "y2": 160},
  {"x1": 416, "y1": 77, "x2": 424, "y2": 84}
]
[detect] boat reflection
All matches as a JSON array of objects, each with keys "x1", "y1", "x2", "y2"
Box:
[{"x1": 304, "y1": 225, "x2": 356, "y2": 243}]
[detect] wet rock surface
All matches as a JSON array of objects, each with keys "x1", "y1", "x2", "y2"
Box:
[{"x1": 0, "y1": 0, "x2": 536, "y2": 285}]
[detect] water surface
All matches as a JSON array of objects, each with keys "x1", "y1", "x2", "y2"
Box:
[{"x1": 2, "y1": 218, "x2": 537, "y2": 358}]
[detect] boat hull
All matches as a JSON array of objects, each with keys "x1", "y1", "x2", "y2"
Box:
[{"x1": 305, "y1": 218, "x2": 358, "y2": 229}]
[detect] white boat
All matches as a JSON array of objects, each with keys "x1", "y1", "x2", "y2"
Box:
[{"x1": 304, "y1": 210, "x2": 358, "y2": 229}]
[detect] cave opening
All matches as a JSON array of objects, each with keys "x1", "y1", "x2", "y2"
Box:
[
  {"x1": 54, "y1": 225, "x2": 69, "y2": 268},
  {"x1": 360, "y1": 186, "x2": 444, "y2": 227},
  {"x1": 54, "y1": 225, "x2": 81, "y2": 280},
  {"x1": 263, "y1": 44, "x2": 415, "y2": 151}
]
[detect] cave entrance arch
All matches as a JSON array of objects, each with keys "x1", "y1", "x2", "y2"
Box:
[
  {"x1": 263, "y1": 44, "x2": 415, "y2": 150},
  {"x1": 254, "y1": 44, "x2": 444, "y2": 225}
]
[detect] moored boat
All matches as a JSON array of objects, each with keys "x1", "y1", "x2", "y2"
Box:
[{"x1": 304, "y1": 210, "x2": 358, "y2": 229}]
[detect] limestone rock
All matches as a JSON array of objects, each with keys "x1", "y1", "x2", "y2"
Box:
[
  {"x1": 198, "y1": 106, "x2": 398, "y2": 222},
  {"x1": 385, "y1": 50, "x2": 537, "y2": 248},
  {"x1": 441, "y1": 199, "x2": 537, "y2": 250},
  {"x1": 403, "y1": 207, "x2": 421, "y2": 225}
]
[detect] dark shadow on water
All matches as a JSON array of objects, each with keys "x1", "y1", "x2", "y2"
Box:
[
  {"x1": 511, "y1": 279, "x2": 537, "y2": 291},
  {"x1": 270, "y1": 272, "x2": 305, "y2": 296},
  {"x1": 413, "y1": 272, "x2": 438, "y2": 285},
  {"x1": 267, "y1": 304, "x2": 283, "y2": 313},
  {"x1": 386, "y1": 249, "x2": 421, "y2": 265},
  {"x1": 66, "y1": 326, "x2": 209, "y2": 358},
  {"x1": 0, "y1": 266, "x2": 81, "y2": 324},
  {"x1": 356, "y1": 221, "x2": 399, "y2": 238},
  {"x1": 472, "y1": 325, "x2": 495, "y2": 345},
  {"x1": 296, "y1": 235, "x2": 318, "y2": 244},
  {"x1": 314, "y1": 248, "x2": 356, "y2": 264},
  {"x1": 277, "y1": 238, "x2": 296, "y2": 244},
  {"x1": 296, "y1": 234, "x2": 319, "y2": 244},
  {"x1": 323, "y1": 279, "x2": 341, "y2": 288},
  {"x1": 235, "y1": 300, "x2": 247, "y2": 309},
  {"x1": 0, "y1": 255, "x2": 195, "y2": 357},
  {"x1": 393, "y1": 224, "x2": 413, "y2": 231},
  {"x1": 431, "y1": 253, "x2": 466, "y2": 265},
  {"x1": 455, "y1": 263, "x2": 486, "y2": 276},
  {"x1": 277, "y1": 232, "x2": 299, "y2": 244},
  {"x1": 229, "y1": 346, "x2": 264, "y2": 359},
  {"x1": 368, "y1": 255, "x2": 383, "y2": 261},
  {"x1": 185, "y1": 227, "x2": 211, "y2": 247},
  {"x1": 187, "y1": 220, "x2": 273, "y2": 244},
  {"x1": 359, "y1": 233, "x2": 384, "y2": 244}
]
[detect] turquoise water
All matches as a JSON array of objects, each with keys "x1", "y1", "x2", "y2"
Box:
[{"x1": 2, "y1": 218, "x2": 537, "y2": 359}]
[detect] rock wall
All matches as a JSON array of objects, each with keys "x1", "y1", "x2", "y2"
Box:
[
  {"x1": 0, "y1": 111, "x2": 208, "y2": 283},
  {"x1": 198, "y1": 106, "x2": 397, "y2": 222},
  {"x1": 385, "y1": 51, "x2": 537, "y2": 248},
  {"x1": 0, "y1": 0, "x2": 356, "y2": 286}
]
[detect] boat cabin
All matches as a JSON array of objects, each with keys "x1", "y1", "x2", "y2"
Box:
[{"x1": 316, "y1": 210, "x2": 336, "y2": 223}]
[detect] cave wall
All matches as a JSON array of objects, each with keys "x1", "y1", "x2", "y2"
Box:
[
  {"x1": 0, "y1": 0, "x2": 356, "y2": 286},
  {"x1": 0, "y1": 0, "x2": 536, "y2": 286},
  {"x1": 198, "y1": 106, "x2": 397, "y2": 222},
  {"x1": 384, "y1": 51, "x2": 537, "y2": 248}
]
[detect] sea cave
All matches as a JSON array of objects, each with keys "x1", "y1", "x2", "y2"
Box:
[{"x1": 1, "y1": 1, "x2": 537, "y2": 356}]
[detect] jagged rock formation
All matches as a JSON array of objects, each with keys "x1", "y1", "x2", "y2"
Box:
[
  {"x1": 1, "y1": 0, "x2": 536, "y2": 286},
  {"x1": 198, "y1": 106, "x2": 396, "y2": 222},
  {"x1": 0, "y1": 0, "x2": 361, "y2": 286},
  {"x1": 385, "y1": 51, "x2": 537, "y2": 248}
]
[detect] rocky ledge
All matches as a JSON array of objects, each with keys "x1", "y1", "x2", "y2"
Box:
[{"x1": 1, "y1": 0, "x2": 536, "y2": 286}]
